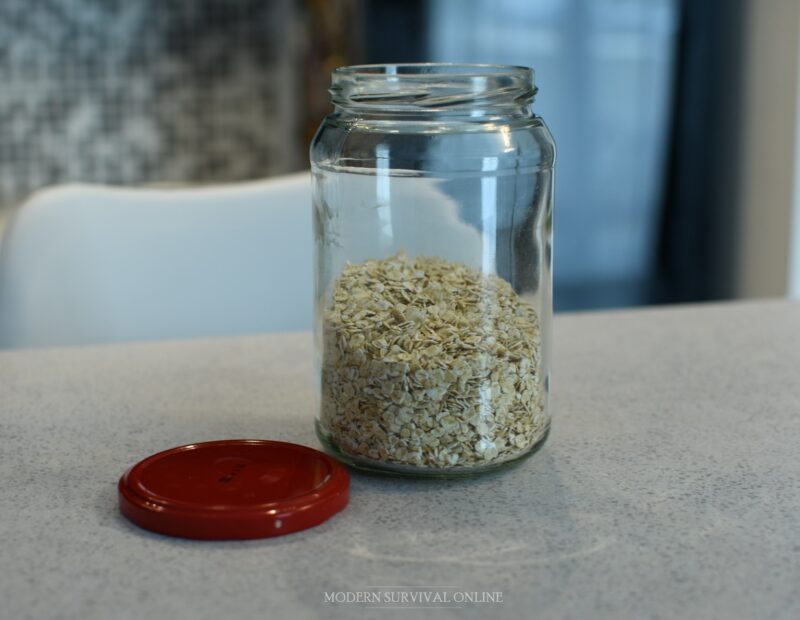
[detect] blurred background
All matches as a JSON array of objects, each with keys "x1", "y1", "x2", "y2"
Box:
[{"x1": 0, "y1": 0, "x2": 799, "y2": 344}]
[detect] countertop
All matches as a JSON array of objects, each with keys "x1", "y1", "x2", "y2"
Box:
[{"x1": 1, "y1": 300, "x2": 799, "y2": 619}]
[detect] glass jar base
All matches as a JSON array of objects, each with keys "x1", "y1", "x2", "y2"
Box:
[{"x1": 315, "y1": 420, "x2": 550, "y2": 478}]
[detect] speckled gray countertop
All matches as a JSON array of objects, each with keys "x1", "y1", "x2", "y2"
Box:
[{"x1": 1, "y1": 300, "x2": 799, "y2": 620}]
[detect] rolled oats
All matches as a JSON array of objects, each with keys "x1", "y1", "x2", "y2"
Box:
[{"x1": 319, "y1": 252, "x2": 547, "y2": 470}]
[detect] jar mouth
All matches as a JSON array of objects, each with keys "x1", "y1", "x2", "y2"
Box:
[{"x1": 330, "y1": 63, "x2": 536, "y2": 112}]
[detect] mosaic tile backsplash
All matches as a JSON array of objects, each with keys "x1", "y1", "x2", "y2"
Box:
[{"x1": 0, "y1": 0, "x2": 303, "y2": 214}]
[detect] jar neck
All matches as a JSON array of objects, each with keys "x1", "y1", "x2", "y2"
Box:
[{"x1": 329, "y1": 63, "x2": 536, "y2": 120}]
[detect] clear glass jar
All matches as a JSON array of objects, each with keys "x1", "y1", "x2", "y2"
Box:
[{"x1": 311, "y1": 64, "x2": 554, "y2": 476}]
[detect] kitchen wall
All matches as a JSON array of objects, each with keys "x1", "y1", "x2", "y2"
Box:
[{"x1": 733, "y1": 0, "x2": 800, "y2": 298}]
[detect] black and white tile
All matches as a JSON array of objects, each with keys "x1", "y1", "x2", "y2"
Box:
[{"x1": 0, "y1": 0, "x2": 303, "y2": 214}]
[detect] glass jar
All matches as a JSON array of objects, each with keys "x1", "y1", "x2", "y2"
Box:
[{"x1": 311, "y1": 64, "x2": 554, "y2": 476}]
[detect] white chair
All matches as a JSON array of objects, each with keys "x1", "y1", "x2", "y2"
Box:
[
  {"x1": 0, "y1": 171, "x2": 484, "y2": 349},
  {"x1": 0, "y1": 173, "x2": 313, "y2": 349}
]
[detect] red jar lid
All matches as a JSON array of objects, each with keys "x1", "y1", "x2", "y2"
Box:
[{"x1": 118, "y1": 439, "x2": 350, "y2": 539}]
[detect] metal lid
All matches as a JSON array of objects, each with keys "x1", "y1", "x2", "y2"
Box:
[{"x1": 118, "y1": 439, "x2": 349, "y2": 540}]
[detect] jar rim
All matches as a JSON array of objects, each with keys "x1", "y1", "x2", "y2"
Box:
[
  {"x1": 333, "y1": 63, "x2": 533, "y2": 79},
  {"x1": 330, "y1": 63, "x2": 536, "y2": 113}
]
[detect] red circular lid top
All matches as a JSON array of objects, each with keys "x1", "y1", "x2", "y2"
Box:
[{"x1": 118, "y1": 440, "x2": 350, "y2": 540}]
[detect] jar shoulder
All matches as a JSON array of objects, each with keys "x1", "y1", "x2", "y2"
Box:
[{"x1": 310, "y1": 115, "x2": 555, "y2": 172}]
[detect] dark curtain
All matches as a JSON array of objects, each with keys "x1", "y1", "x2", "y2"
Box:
[
  {"x1": 656, "y1": 0, "x2": 747, "y2": 303},
  {"x1": 364, "y1": 0, "x2": 428, "y2": 63}
]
